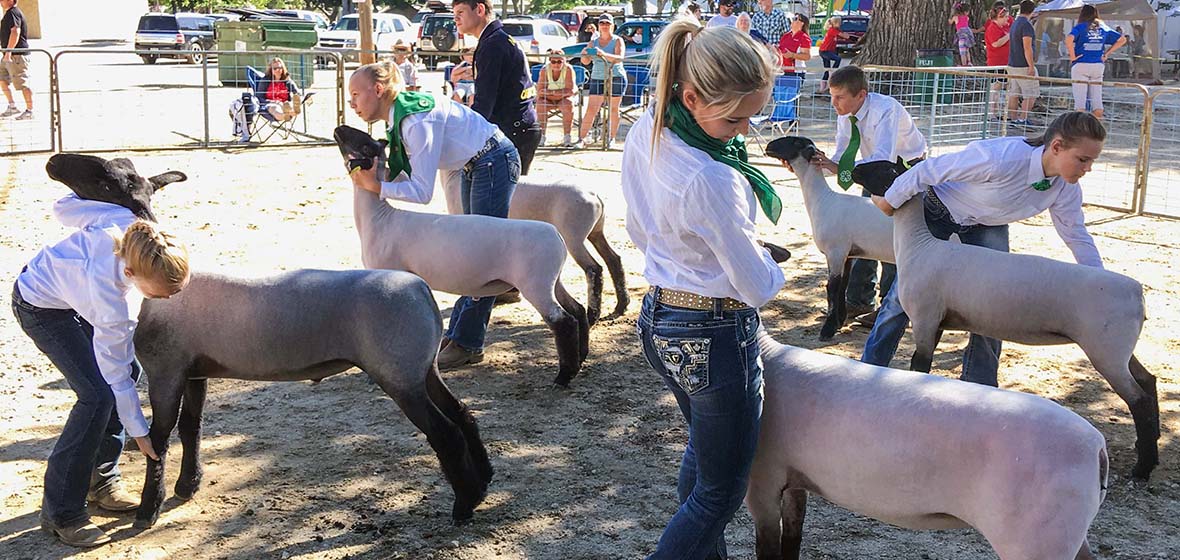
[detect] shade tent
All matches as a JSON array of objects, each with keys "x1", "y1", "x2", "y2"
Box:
[{"x1": 1033, "y1": 0, "x2": 1161, "y2": 80}]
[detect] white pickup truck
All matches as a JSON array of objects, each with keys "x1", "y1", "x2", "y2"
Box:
[{"x1": 316, "y1": 13, "x2": 415, "y2": 64}]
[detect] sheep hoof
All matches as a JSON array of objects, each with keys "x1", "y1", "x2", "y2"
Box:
[
  {"x1": 133, "y1": 514, "x2": 158, "y2": 529},
  {"x1": 1129, "y1": 465, "x2": 1154, "y2": 485}
]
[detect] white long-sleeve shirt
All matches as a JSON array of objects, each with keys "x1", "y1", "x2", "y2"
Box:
[
  {"x1": 621, "y1": 110, "x2": 785, "y2": 308},
  {"x1": 883, "y1": 136, "x2": 1103, "y2": 268},
  {"x1": 833, "y1": 92, "x2": 927, "y2": 166},
  {"x1": 379, "y1": 95, "x2": 501, "y2": 204},
  {"x1": 17, "y1": 196, "x2": 151, "y2": 437}
]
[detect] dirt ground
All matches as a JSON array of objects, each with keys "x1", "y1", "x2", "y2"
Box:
[{"x1": 0, "y1": 144, "x2": 1177, "y2": 560}]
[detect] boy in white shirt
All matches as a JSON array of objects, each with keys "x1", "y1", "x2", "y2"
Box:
[{"x1": 807, "y1": 65, "x2": 927, "y2": 324}]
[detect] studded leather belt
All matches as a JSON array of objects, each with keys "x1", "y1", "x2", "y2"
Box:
[{"x1": 651, "y1": 287, "x2": 751, "y2": 311}]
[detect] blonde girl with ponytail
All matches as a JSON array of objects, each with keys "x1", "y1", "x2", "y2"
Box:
[
  {"x1": 622, "y1": 20, "x2": 786, "y2": 560},
  {"x1": 14, "y1": 197, "x2": 189, "y2": 548}
]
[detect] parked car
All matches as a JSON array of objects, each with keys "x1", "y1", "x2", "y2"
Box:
[
  {"x1": 207, "y1": 13, "x2": 241, "y2": 23},
  {"x1": 501, "y1": 18, "x2": 574, "y2": 56},
  {"x1": 546, "y1": 9, "x2": 587, "y2": 33},
  {"x1": 134, "y1": 12, "x2": 216, "y2": 65},
  {"x1": 316, "y1": 13, "x2": 416, "y2": 63},
  {"x1": 418, "y1": 13, "x2": 478, "y2": 67},
  {"x1": 811, "y1": 12, "x2": 871, "y2": 57},
  {"x1": 267, "y1": 9, "x2": 332, "y2": 32},
  {"x1": 560, "y1": 19, "x2": 667, "y2": 63}
]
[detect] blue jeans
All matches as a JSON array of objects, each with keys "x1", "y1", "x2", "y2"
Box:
[
  {"x1": 847, "y1": 187, "x2": 896, "y2": 307},
  {"x1": 11, "y1": 281, "x2": 141, "y2": 528},
  {"x1": 445, "y1": 133, "x2": 521, "y2": 351},
  {"x1": 637, "y1": 291, "x2": 763, "y2": 560},
  {"x1": 861, "y1": 191, "x2": 1008, "y2": 385},
  {"x1": 820, "y1": 50, "x2": 841, "y2": 82}
]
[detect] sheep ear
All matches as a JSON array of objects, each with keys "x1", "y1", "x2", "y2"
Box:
[{"x1": 149, "y1": 171, "x2": 187, "y2": 191}]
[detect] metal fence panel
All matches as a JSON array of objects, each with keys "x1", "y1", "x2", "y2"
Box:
[
  {"x1": 0, "y1": 49, "x2": 54, "y2": 154},
  {"x1": 53, "y1": 50, "x2": 341, "y2": 152},
  {"x1": 1142, "y1": 89, "x2": 1180, "y2": 218}
]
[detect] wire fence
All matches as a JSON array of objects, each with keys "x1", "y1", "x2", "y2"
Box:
[{"x1": 5, "y1": 48, "x2": 1180, "y2": 219}]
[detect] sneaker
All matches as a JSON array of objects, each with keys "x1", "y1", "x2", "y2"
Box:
[
  {"x1": 437, "y1": 341, "x2": 484, "y2": 370},
  {"x1": 844, "y1": 303, "x2": 875, "y2": 322},
  {"x1": 569, "y1": 138, "x2": 585, "y2": 149},
  {"x1": 1010, "y1": 119, "x2": 1029, "y2": 127},
  {"x1": 15, "y1": 110, "x2": 33, "y2": 121},
  {"x1": 562, "y1": 134, "x2": 573, "y2": 146},
  {"x1": 40, "y1": 517, "x2": 112, "y2": 548},
  {"x1": 0, "y1": 105, "x2": 18, "y2": 117},
  {"x1": 88, "y1": 482, "x2": 140, "y2": 512},
  {"x1": 853, "y1": 308, "x2": 880, "y2": 328},
  {"x1": 540, "y1": 134, "x2": 547, "y2": 147},
  {"x1": 606, "y1": 139, "x2": 616, "y2": 150}
]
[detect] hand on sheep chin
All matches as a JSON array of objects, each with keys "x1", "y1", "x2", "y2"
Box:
[
  {"x1": 811, "y1": 150, "x2": 838, "y2": 174},
  {"x1": 871, "y1": 194, "x2": 895, "y2": 216},
  {"x1": 348, "y1": 157, "x2": 382, "y2": 194}
]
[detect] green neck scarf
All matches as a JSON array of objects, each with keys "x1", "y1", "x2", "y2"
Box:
[
  {"x1": 664, "y1": 97, "x2": 781, "y2": 224},
  {"x1": 385, "y1": 91, "x2": 436, "y2": 181}
]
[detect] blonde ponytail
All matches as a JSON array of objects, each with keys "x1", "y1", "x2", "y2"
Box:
[
  {"x1": 114, "y1": 220, "x2": 190, "y2": 289},
  {"x1": 353, "y1": 61, "x2": 404, "y2": 105}
]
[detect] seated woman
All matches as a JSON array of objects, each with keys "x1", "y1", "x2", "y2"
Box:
[
  {"x1": 255, "y1": 57, "x2": 302, "y2": 122},
  {"x1": 535, "y1": 51, "x2": 577, "y2": 146}
]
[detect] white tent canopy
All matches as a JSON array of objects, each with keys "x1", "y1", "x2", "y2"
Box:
[{"x1": 1034, "y1": 0, "x2": 1160, "y2": 80}]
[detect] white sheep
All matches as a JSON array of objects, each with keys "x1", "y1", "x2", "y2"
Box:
[
  {"x1": 748, "y1": 331, "x2": 1109, "y2": 560},
  {"x1": 846, "y1": 155, "x2": 1159, "y2": 482},
  {"x1": 441, "y1": 171, "x2": 629, "y2": 325},
  {"x1": 766, "y1": 137, "x2": 894, "y2": 340},
  {"x1": 336, "y1": 126, "x2": 589, "y2": 386}
]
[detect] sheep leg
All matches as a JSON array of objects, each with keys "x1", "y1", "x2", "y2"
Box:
[
  {"x1": 909, "y1": 321, "x2": 944, "y2": 373},
  {"x1": 780, "y1": 488, "x2": 807, "y2": 560},
  {"x1": 555, "y1": 280, "x2": 590, "y2": 364},
  {"x1": 837, "y1": 258, "x2": 853, "y2": 325},
  {"x1": 1075, "y1": 538, "x2": 1097, "y2": 560},
  {"x1": 520, "y1": 284, "x2": 583, "y2": 387},
  {"x1": 134, "y1": 374, "x2": 187, "y2": 529},
  {"x1": 382, "y1": 380, "x2": 487, "y2": 524},
  {"x1": 569, "y1": 240, "x2": 605, "y2": 327},
  {"x1": 589, "y1": 229, "x2": 629, "y2": 321},
  {"x1": 425, "y1": 364, "x2": 494, "y2": 486},
  {"x1": 1089, "y1": 352, "x2": 1159, "y2": 481},
  {"x1": 173, "y1": 378, "x2": 208, "y2": 500},
  {"x1": 748, "y1": 487, "x2": 784, "y2": 560},
  {"x1": 819, "y1": 259, "x2": 847, "y2": 341}
]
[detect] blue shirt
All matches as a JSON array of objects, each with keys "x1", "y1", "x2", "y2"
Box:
[
  {"x1": 1069, "y1": 22, "x2": 1121, "y2": 65},
  {"x1": 1007, "y1": 15, "x2": 1036, "y2": 68}
]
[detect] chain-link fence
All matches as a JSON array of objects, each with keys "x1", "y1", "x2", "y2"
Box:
[
  {"x1": 51, "y1": 49, "x2": 342, "y2": 152},
  {"x1": 0, "y1": 49, "x2": 54, "y2": 154}
]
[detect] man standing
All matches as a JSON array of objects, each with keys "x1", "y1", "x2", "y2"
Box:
[
  {"x1": 0, "y1": 0, "x2": 32, "y2": 120},
  {"x1": 1006, "y1": 0, "x2": 1039, "y2": 126},
  {"x1": 706, "y1": 0, "x2": 739, "y2": 28},
  {"x1": 750, "y1": 0, "x2": 789, "y2": 46},
  {"x1": 452, "y1": 0, "x2": 541, "y2": 174}
]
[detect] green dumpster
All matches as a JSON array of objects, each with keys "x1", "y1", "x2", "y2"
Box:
[
  {"x1": 216, "y1": 20, "x2": 318, "y2": 88},
  {"x1": 915, "y1": 48, "x2": 955, "y2": 105}
]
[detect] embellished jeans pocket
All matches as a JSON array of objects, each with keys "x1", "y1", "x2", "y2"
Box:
[{"x1": 651, "y1": 334, "x2": 711, "y2": 394}]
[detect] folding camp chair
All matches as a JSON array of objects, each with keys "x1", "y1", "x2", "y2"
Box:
[
  {"x1": 748, "y1": 73, "x2": 802, "y2": 149},
  {"x1": 531, "y1": 63, "x2": 588, "y2": 134},
  {"x1": 236, "y1": 65, "x2": 315, "y2": 144},
  {"x1": 618, "y1": 64, "x2": 651, "y2": 125}
]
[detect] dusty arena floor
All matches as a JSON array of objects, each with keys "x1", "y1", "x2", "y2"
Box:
[{"x1": 0, "y1": 145, "x2": 1177, "y2": 559}]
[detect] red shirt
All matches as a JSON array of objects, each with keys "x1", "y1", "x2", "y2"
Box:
[
  {"x1": 266, "y1": 80, "x2": 290, "y2": 103},
  {"x1": 819, "y1": 26, "x2": 839, "y2": 52},
  {"x1": 778, "y1": 31, "x2": 812, "y2": 73},
  {"x1": 984, "y1": 19, "x2": 1012, "y2": 66}
]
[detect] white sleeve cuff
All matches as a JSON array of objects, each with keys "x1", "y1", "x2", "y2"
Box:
[{"x1": 111, "y1": 383, "x2": 150, "y2": 438}]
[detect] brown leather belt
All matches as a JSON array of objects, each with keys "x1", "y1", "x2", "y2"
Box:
[{"x1": 651, "y1": 287, "x2": 751, "y2": 311}]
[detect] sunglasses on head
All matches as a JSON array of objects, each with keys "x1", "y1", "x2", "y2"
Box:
[{"x1": 549, "y1": 58, "x2": 563, "y2": 63}]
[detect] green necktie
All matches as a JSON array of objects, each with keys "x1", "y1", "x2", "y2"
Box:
[
  {"x1": 1031, "y1": 179, "x2": 1051, "y2": 191},
  {"x1": 837, "y1": 115, "x2": 860, "y2": 191}
]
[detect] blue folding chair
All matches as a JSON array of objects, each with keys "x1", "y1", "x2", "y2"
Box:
[
  {"x1": 619, "y1": 64, "x2": 651, "y2": 124},
  {"x1": 239, "y1": 65, "x2": 315, "y2": 143},
  {"x1": 748, "y1": 73, "x2": 801, "y2": 149}
]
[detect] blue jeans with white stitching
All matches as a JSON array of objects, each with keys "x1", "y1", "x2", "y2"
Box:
[{"x1": 637, "y1": 291, "x2": 763, "y2": 560}]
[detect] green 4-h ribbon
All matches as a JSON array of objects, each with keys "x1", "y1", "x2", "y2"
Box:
[{"x1": 1031, "y1": 178, "x2": 1051, "y2": 191}]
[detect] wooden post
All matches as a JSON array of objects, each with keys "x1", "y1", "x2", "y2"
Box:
[{"x1": 358, "y1": 0, "x2": 376, "y2": 65}]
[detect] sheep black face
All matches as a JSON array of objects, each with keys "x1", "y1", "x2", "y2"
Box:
[
  {"x1": 333, "y1": 125, "x2": 388, "y2": 173},
  {"x1": 765, "y1": 136, "x2": 818, "y2": 165},
  {"x1": 851, "y1": 160, "x2": 909, "y2": 197},
  {"x1": 45, "y1": 154, "x2": 186, "y2": 221}
]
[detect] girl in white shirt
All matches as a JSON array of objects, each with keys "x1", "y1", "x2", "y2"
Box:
[
  {"x1": 864, "y1": 110, "x2": 1107, "y2": 386},
  {"x1": 346, "y1": 61, "x2": 520, "y2": 370},
  {"x1": 13, "y1": 197, "x2": 189, "y2": 547},
  {"x1": 622, "y1": 21, "x2": 784, "y2": 560}
]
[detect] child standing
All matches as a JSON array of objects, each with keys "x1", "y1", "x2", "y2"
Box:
[
  {"x1": 13, "y1": 195, "x2": 190, "y2": 547},
  {"x1": 392, "y1": 41, "x2": 420, "y2": 92},
  {"x1": 623, "y1": 21, "x2": 785, "y2": 559},
  {"x1": 950, "y1": 2, "x2": 976, "y2": 66}
]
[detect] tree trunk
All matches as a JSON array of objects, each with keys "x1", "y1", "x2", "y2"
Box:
[
  {"x1": 632, "y1": 0, "x2": 648, "y2": 15},
  {"x1": 859, "y1": 0, "x2": 989, "y2": 67}
]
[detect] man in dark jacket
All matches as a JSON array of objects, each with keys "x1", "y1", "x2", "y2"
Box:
[{"x1": 452, "y1": 0, "x2": 541, "y2": 174}]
